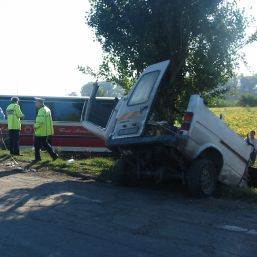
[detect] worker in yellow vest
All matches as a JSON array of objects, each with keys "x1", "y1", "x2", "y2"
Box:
[
  {"x1": 6, "y1": 97, "x2": 24, "y2": 155},
  {"x1": 33, "y1": 97, "x2": 58, "y2": 162}
]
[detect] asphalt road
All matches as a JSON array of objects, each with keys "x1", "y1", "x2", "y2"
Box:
[{"x1": 0, "y1": 163, "x2": 257, "y2": 257}]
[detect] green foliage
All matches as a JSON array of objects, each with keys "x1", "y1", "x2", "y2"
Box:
[
  {"x1": 239, "y1": 75, "x2": 257, "y2": 95},
  {"x1": 211, "y1": 106, "x2": 257, "y2": 137},
  {"x1": 247, "y1": 29, "x2": 257, "y2": 44},
  {"x1": 80, "y1": 82, "x2": 105, "y2": 97},
  {"x1": 209, "y1": 99, "x2": 238, "y2": 107},
  {"x1": 81, "y1": 81, "x2": 124, "y2": 97},
  {"x1": 87, "y1": 0, "x2": 252, "y2": 120},
  {"x1": 207, "y1": 74, "x2": 257, "y2": 107},
  {"x1": 239, "y1": 94, "x2": 257, "y2": 107},
  {"x1": 78, "y1": 65, "x2": 98, "y2": 78},
  {"x1": 98, "y1": 55, "x2": 136, "y2": 93}
]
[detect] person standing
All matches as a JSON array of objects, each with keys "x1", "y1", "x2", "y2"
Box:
[
  {"x1": 6, "y1": 97, "x2": 24, "y2": 155},
  {"x1": 247, "y1": 130, "x2": 257, "y2": 150},
  {"x1": 0, "y1": 107, "x2": 5, "y2": 150},
  {"x1": 33, "y1": 97, "x2": 58, "y2": 161},
  {"x1": 246, "y1": 130, "x2": 257, "y2": 165}
]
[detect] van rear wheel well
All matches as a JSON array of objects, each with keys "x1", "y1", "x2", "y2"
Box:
[{"x1": 197, "y1": 148, "x2": 223, "y2": 174}]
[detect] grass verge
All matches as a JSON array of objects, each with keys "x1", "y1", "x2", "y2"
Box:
[
  {"x1": 216, "y1": 184, "x2": 257, "y2": 203},
  {"x1": 0, "y1": 149, "x2": 115, "y2": 181}
]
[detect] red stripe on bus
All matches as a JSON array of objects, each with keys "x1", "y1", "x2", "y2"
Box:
[{"x1": 1, "y1": 124, "x2": 106, "y2": 148}]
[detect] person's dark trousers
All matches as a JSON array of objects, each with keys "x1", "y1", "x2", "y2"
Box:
[
  {"x1": 34, "y1": 136, "x2": 57, "y2": 160},
  {"x1": 9, "y1": 129, "x2": 20, "y2": 155}
]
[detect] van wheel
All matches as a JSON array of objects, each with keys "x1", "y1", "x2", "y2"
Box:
[
  {"x1": 187, "y1": 159, "x2": 217, "y2": 197},
  {"x1": 112, "y1": 159, "x2": 139, "y2": 186}
]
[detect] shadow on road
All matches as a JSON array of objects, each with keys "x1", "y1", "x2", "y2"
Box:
[
  {"x1": 0, "y1": 169, "x2": 24, "y2": 178},
  {"x1": 0, "y1": 174, "x2": 200, "y2": 257},
  {"x1": 0, "y1": 174, "x2": 257, "y2": 257},
  {"x1": 0, "y1": 179, "x2": 117, "y2": 257}
]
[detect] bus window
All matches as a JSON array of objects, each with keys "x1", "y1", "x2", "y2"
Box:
[
  {"x1": 49, "y1": 101, "x2": 84, "y2": 122},
  {"x1": 88, "y1": 98, "x2": 118, "y2": 128}
]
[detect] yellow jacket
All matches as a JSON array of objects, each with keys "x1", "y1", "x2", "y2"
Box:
[
  {"x1": 34, "y1": 106, "x2": 54, "y2": 136},
  {"x1": 6, "y1": 103, "x2": 24, "y2": 130}
]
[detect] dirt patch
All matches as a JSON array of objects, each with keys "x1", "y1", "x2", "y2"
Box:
[{"x1": 0, "y1": 157, "x2": 86, "y2": 181}]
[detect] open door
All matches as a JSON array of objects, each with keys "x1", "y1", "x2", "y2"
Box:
[{"x1": 111, "y1": 60, "x2": 171, "y2": 140}]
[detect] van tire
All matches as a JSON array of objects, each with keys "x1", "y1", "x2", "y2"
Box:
[{"x1": 187, "y1": 159, "x2": 217, "y2": 197}]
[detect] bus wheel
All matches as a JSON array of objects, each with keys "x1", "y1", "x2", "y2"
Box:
[{"x1": 187, "y1": 159, "x2": 217, "y2": 197}]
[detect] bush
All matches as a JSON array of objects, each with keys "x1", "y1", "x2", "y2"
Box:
[
  {"x1": 209, "y1": 99, "x2": 238, "y2": 107},
  {"x1": 238, "y1": 94, "x2": 257, "y2": 107}
]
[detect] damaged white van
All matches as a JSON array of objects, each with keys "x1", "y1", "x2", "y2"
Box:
[{"x1": 83, "y1": 60, "x2": 254, "y2": 196}]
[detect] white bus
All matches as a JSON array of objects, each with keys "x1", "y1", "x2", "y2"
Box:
[{"x1": 0, "y1": 95, "x2": 118, "y2": 153}]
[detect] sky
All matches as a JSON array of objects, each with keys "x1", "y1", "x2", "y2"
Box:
[{"x1": 0, "y1": 0, "x2": 256, "y2": 97}]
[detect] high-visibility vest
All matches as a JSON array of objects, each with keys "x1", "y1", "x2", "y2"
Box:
[
  {"x1": 6, "y1": 103, "x2": 24, "y2": 130},
  {"x1": 34, "y1": 106, "x2": 54, "y2": 136}
]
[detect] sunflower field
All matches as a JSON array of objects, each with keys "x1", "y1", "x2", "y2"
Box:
[{"x1": 211, "y1": 107, "x2": 257, "y2": 138}]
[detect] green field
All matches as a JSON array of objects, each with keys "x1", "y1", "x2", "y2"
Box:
[{"x1": 211, "y1": 107, "x2": 257, "y2": 138}]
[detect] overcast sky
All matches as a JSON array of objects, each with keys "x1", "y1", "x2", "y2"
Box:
[{"x1": 0, "y1": 0, "x2": 256, "y2": 97}]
